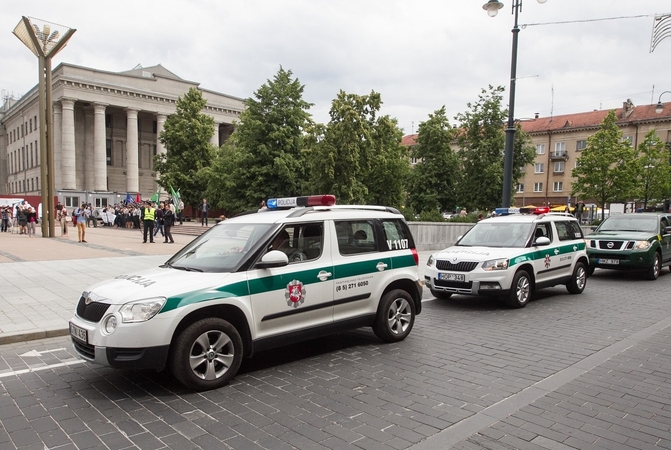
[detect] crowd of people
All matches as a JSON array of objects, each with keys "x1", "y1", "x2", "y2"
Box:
[{"x1": 1, "y1": 201, "x2": 40, "y2": 236}]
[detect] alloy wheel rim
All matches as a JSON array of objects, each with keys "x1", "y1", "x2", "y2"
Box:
[
  {"x1": 387, "y1": 298, "x2": 411, "y2": 334},
  {"x1": 189, "y1": 330, "x2": 235, "y2": 380}
]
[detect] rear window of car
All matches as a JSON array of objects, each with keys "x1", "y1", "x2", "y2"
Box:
[
  {"x1": 381, "y1": 219, "x2": 414, "y2": 251},
  {"x1": 555, "y1": 220, "x2": 583, "y2": 241},
  {"x1": 335, "y1": 220, "x2": 376, "y2": 255}
]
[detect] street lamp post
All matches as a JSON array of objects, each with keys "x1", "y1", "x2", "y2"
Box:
[
  {"x1": 483, "y1": 0, "x2": 547, "y2": 208},
  {"x1": 655, "y1": 91, "x2": 671, "y2": 114},
  {"x1": 13, "y1": 16, "x2": 75, "y2": 238}
]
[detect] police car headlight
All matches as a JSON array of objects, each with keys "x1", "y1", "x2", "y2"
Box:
[
  {"x1": 482, "y1": 258, "x2": 509, "y2": 271},
  {"x1": 427, "y1": 255, "x2": 434, "y2": 267},
  {"x1": 119, "y1": 298, "x2": 166, "y2": 323},
  {"x1": 632, "y1": 240, "x2": 652, "y2": 250}
]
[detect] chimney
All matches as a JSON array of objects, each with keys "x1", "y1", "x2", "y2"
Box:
[{"x1": 623, "y1": 99, "x2": 634, "y2": 119}]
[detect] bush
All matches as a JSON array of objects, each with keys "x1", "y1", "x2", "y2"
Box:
[
  {"x1": 418, "y1": 209, "x2": 445, "y2": 222},
  {"x1": 448, "y1": 214, "x2": 479, "y2": 223}
]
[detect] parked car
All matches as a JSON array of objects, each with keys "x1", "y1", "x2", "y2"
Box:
[
  {"x1": 69, "y1": 195, "x2": 422, "y2": 390},
  {"x1": 425, "y1": 208, "x2": 588, "y2": 308},
  {"x1": 586, "y1": 212, "x2": 671, "y2": 280}
]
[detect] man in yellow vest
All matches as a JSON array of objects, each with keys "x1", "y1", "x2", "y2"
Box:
[{"x1": 142, "y1": 200, "x2": 156, "y2": 243}]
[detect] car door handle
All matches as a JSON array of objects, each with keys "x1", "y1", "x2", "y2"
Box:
[
  {"x1": 317, "y1": 270, "x2": 332, "y2": 281},
  {"x1": 376, "y1": 262, "x2": 388, "y2": 271}
]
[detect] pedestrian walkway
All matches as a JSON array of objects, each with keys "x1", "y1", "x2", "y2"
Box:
[
  {"x1": 0, "y1": 223, "x2": 433, "y2": 345},
  {"x1": 0, "y1": 222, "x2": 210, "y2": 344}
]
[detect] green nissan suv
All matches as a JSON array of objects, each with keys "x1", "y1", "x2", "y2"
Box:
[{"x1": 587, "y1": 212, "x2": 671, "y2": 280}]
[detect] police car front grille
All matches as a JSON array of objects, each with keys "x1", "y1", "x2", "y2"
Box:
[
  {"x1": 76, "y1": 297, "x2": 110, "y2": 323},
  {"x1": 435, "y1": 260, "x2": 479, "y2": 272},
  {"x1": 434, "y1": 279, "x2": 473, "y2": 289},
  {"x1": 72, "y1": 338, "x2": 95, "y2": 359},
  {"x1": 596, "y1": 240, "x2": 626, "y2": 250}
]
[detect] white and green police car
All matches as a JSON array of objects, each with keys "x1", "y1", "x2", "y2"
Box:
[
  {"x1": 425, "y1": 207, "x2": 588, "y2": 308},
  {"x1": 69, "y1": 195, "x2": 422, "y2": 390}
]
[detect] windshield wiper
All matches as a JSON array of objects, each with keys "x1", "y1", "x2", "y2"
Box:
[{"x1": 172, "y1": 265, "x2": 204, "y2": 272}]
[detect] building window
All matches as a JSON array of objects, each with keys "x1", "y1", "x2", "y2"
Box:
[
  {"x1": 106, "y1": 139, "x2": 112, "y2": 166},
  {"x1": 623, "y1": 135, "x2": 633, "y2": 144},
  {"x1": 553, "y1": 181, "x2": 563, "y2": 192},
  {"x1": 153, "y1": 120, "x2": 157, "y2": 134},
  {"x1": 534, "y1": 163, "x2": 544, "y2": 174},
  {"x1": 517, "y1": 183, "x2": 524, "y2": 193},
  {"x1": 553, "y1": 142, "x2": 566, "y2": 157},
  {"x1": 29, "y1": 119, "x2": 32, "y2": 133},
  {"x1": 536, "y1": 144, "x2": 545, "y2": 155},
  {"x1": 533, "y1": 182, "x2": 543, "y2": 193},
  {"x1": 30, "y1": 143, "x2": 33, "y2": 167},
  {"x1": 64, "y1": 196, "x2": 80, "y2": 207},
  {"x1": 105, "y1": 114, "x2": 112, "y2": 128},
  {"x1": 554, "y1": 161, "x2": 564, "y2": 173},
  {"x1": 576, "y1": 140, "x2": 586, "y2": 151},
  {"x1": 35, "y1": 140, "x2": 38, "y2": 165},
  {"x1": 411, "y1": 157, "x2": 418, "y2": 165}
]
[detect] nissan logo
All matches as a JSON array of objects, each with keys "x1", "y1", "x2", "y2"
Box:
[{"x1": 607, "y1": 241, "x2": 614, "y2": 249}]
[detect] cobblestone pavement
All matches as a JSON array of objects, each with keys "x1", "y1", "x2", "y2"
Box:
[{"x1": 0, "y1": 268, "x2": 669, "y2": 449}]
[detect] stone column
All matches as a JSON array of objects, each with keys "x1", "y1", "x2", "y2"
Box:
[
  {"x1": 53, "y1": 102, "x2": 63, "y2": 190},
  {"x1": 210, "y1": 122, "x2": 219, "y2": 147},
  {"x1": 61, "y1": 98, "x2": 76, "y2": 189},
  {"x1": 83, "y1": 107, "x2": 94, "y2": 191},
  {"x1": 126, "y1": 108, "x2": 139, "y2": 194},
  {"x1": 93, "y1": 103, "x2": 108, "y2": 191},
  {"x1": 156, "y1": 114, "x2": 167, "y2": 156}
]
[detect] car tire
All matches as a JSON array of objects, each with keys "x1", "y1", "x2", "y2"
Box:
[
  {"x1": 430, "y1": 288, "x2": 453, "y2": 300},
  {"x1": 505, "y1": 270, "x2": 532, "y2": 308},
  {"x1": 566, "y1": 261, "x2": 587, "y2": 294},
  {"x1": 645, "y1": 252, "x2": 661, "y2": 281},
  {"x1": 373, "y1": 289, "x2": 415, "y2": 343},
  {"x1": 170, "y1": 318, "x2": 243, "y2": 391}
]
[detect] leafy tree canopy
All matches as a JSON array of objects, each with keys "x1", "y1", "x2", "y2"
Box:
[
  {"x1": 154, "y1": 87, "x2": 215, "y2": 210},
  {"x1": 635, "y1": 129, "x2": 671, "y2": 209}
]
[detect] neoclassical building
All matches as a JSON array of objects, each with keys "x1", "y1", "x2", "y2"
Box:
[{"x1": 0, "y1": 63, "x2": 245, "y2": 208}]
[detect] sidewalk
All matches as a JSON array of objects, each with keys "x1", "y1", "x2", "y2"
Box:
[{"x1": 0, "y1": 222, "x2": 434, "y2": 345}]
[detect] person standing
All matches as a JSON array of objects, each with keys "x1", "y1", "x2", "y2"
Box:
[
  {"x1": 178, "y1": 199, "x2": 184, "y2": 225},
  {"x1": 56, "y1": 202, "x2": 69, "y2": 237},
  {"x1": 142, "y1": 201, "x2": 156, "y2": 243},
  {"x1": 163, "y1": 203, "x2": 175, "y2": 243},
  {"x1": 74, "y1": 203, "x2": 90, "y2": 243},
  {"x1": 154, "y1": 202, "x2": 165, "y2": 239},
  {"x1": 1, "y1": 207, "x2": 9, "y2": 232},
  {"x1": 200, "y1": 198, "x2": 211, "y2": 227},
  {"x1": 26, "y1": 207, "x2": 37, "y2": 237}
]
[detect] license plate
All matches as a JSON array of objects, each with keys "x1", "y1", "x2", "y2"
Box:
[
  {"x1": 69, "y1": 322, "x2": 87, "y2": 343},
  {"x1": 438, "y1": 272, "x2": 465, "y2": 282},
  {"x1": 597, "y1": 258, "x2": 619, "y2": 265}
]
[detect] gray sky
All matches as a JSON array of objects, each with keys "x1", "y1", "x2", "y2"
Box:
[{"x1": 2, "y1": 0, "x2": 670, "y2": 135}]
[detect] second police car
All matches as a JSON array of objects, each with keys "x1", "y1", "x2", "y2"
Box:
[
  {"x1": 69, "y1": 195, "x2": 422, "y2": 391},
  {"x1": 425, "y1": 207, "x2": 589, "y2": 308}
]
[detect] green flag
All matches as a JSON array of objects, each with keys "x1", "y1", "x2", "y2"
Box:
[{"x1": 150, "y1": 189, "x2": 160, "y2": 203}]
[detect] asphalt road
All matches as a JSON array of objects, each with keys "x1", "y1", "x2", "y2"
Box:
[{"x1": 0, "y1": 268, "x2": 670, "y2": 449}]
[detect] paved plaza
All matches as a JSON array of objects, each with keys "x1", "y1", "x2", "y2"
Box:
[{"x1": 0, "y1": 224, "x2": 670, "y2": 449}]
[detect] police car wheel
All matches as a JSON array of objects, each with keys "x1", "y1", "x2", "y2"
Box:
[
  {"x1": 505, "y1": 270, "x2": 531, "y2": 308},
  {"x1": 430, "y1": 289, "x2": 452, "y2": 300},
  {"x1": 645, "y1": 252, "x2": 661, "y2": 281},
  {"x1": 373, "y1": 289, "x2": 415, "y2": 343},
  {"x1": 171, "y1": 318, "x2": 243, "y2": 391},
  {"x1": 566, "y1": 261, "x2": 587, "y2": 294}
]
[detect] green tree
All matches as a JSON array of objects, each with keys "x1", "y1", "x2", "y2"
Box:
[
  {"x1": 454, "y1": 85, "x2": 535, "y2": 211},
  {"x1": 571, "y1": 110, "x2": 639, "y2": 210},
  {"x1": 407, "y1": 107, "x2": 459, "y2": 214},
  {"x1": 635, "y1": 130, "x2": 671, "y2": 210},
  {"x1": 206, "y1": 67, "x2": 314, "y2": 212},
  {"x1": 308, "y1": 90, "x2": 408, "y2": 206},
  {"x1": 154, "y1": 87, "x2": 215, "y2": 212}
]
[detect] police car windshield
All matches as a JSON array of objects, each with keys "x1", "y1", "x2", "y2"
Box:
[
  {"x1": 598, "y1": 216, "x2": 658, "y2": 233},
  {"x1": 458, "y1": 222, "x2": 533, "y2": 248},
  {"x1": 167, "y1": 222, "x2": 273, "y2": 272}
]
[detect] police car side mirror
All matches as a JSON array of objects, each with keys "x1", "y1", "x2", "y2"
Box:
[
  {"x1": 256, "y1": 250, "x2": 289, "y2": 269},
  {"x1": 535, "y1": 236, "x2": 551, "y2": 246}
]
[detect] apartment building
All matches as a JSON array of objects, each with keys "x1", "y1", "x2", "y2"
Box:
[{"x1": 403, "y1": 99, "x2": 671, "y2": 207}]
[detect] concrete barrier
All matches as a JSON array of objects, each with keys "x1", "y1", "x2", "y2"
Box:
[{"x1": 408, "y1": 222, "x2": 595, "y2": 252}]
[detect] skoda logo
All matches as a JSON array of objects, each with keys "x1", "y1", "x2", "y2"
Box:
[
  {"x1": 85, "y1": 296, "x2": 94, "y2": 305},
  {"x1": 451, "y1": 256, "x2": 459, "y2": 263}
]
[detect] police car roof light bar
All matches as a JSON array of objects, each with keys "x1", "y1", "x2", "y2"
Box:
[{"x1": 266, "y1": 195, "x2": 336, "y2": 210}]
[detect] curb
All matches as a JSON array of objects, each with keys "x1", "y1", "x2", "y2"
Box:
[{"x1": 0, "y1": 327, "x2": 70, "y2": 346}]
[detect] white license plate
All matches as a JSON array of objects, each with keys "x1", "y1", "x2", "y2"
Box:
[
  {"x1": 597, "y1": 258, "x2": 619, "y2": 265},
  {"x1": 438, "y1": 272, "x2": 465, "y2": 282},
  {"x1": 69, "y1": 322, "x2": 87, "y2": 343}
]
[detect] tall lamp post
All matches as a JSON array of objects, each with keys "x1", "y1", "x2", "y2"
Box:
[
  {"x1": 483, "y1": 0, "x2": 547, "y2": 208},
  {"x1": 655, "y1": 91, "x2": 671, "y2": 114},
  {"x1": 13, "y1": 16, "x2": 75, "y2": 238}
]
